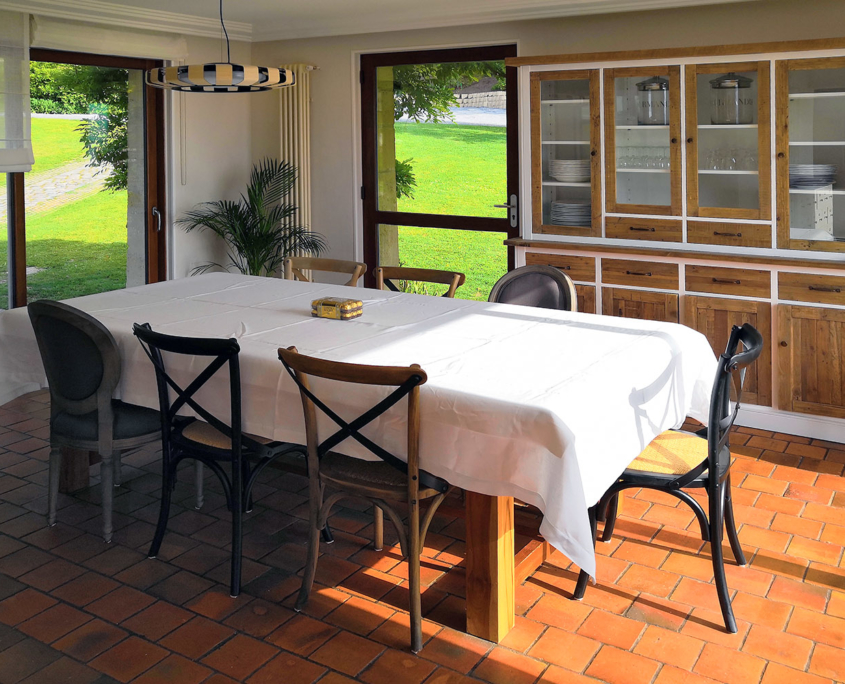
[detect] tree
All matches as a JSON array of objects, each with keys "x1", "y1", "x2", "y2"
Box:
[{"x1": 392, "y1": 61, "x2": 505, "y2": 123}]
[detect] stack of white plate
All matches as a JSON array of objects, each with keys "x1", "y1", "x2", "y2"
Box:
[
  {"x1": 549, "y1": 159, "x2": 591, "y2": 183},
  {"x1": 550, "y1": 202, "x2": 591, "y2": 227},
  {"x1": 789, "y1": 164, "x2": 837, "y2": 188}
]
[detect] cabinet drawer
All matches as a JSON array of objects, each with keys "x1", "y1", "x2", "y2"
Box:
[
  {"x1": 778, "y1": 272, "x2": 845, "y2": 306},
  {"x1": 685, "y1": 265, "x2": 771, "y2": 299},
  {"x1": 605, "y1": 217, "x2": 682, "y2": 242},
  {"x1": 575, "y1": 285, "x2": 596, "y2": 314},
  {"x1": 525, "y1": 252, "x2": 596, "y2": 282},
  {"x1": 601, "y1": 259, "x2": 679, "y2": 290},
  {"x1": 687, "y1": 221, "x2": 771, "y2": 248},
  {"x1": 602, "y1": 288, "x2": 679, "y2": 322}
]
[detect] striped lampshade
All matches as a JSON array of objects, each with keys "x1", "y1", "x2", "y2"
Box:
[{"x1": 146, "y1": 62, "x2": 294, "y2": 92}]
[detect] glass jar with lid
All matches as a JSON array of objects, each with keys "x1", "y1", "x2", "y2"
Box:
[
  {"x1": 636, "y1": 76, "x2": 670, "y2": 125},
  {"x1": 709, "y1": 72, "x2": 754, "y2": 124}
]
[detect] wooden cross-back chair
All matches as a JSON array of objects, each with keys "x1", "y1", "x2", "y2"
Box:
[
  {"x1": 375, "y1": 266, "x2": 466, "y2": 298},
  {"x1": 574, "y1": 323, "x2": 764, "y2": 633},
  {"x1": 278, "y1": 346, "x2": 451, "y2": 653},
  {"x1": 133, "y1": 323, "x2": 305, "y2": 597},
  {"x1": 28, "y1": 300, "x2": 161, "y2": 543},
  {"x1": 283, "y1": 257, "x2": 367, "y2": 287}
]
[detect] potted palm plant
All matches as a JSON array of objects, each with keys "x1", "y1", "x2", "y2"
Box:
[{"x1": 178, "y1": 158, "x2": 327, "y2": 276}]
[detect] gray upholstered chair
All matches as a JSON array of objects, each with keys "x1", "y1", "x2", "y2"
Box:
[
  {"x1": 28, "y1": 300, "x2": 161, "y2": 543},
  {"x1": 488, "y1": 264, "x2": 578, "y2": 311}
]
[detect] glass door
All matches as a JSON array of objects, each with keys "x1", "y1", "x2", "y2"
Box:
[
  {"x1": 530, "y1": 69, "x2": 601, "y2": 237},
  {"x1": 685, "y1": 62, "x2": 771, "y2": 221},
  {"x1": 360, "y1": 45, "x2": 518, "y2": 299},
  {"x1": 604, "y1": 66, "x2": 682, "y2": 216},
  {"x1": 3, "y1": 49, "x2": 166, "y2": 309},
  {"x1": 776, "y1": 56, "x2": 845, "y2": 252}
]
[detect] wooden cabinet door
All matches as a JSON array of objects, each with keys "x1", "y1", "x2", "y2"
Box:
[
  {"x1": 683, "y1": 295, "x2": 772, "y2": 406},
  {"x1": 530, "y1": 69, "x2": 601, "y2": 238},
  {"x1": 778, "y1": 305, "x2": 845, "y2": 417},
  {"x1": 602, "y1": 288, "x2": 679, "y2": 322},
  {"x1": 575, "y1": 285, "x2": 596, "y2": 314}
]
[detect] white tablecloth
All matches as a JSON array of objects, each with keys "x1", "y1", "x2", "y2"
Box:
[{"x1": 0, "y1": 273, "x2": 717, "y2": 576}]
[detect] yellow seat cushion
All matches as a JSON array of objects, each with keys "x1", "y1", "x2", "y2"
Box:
[
  {"x1": 181, "y1": 420, "x2": 270, "y2": 450},
  {"x1": 626, "y1": 430, "x2": 708, "y2": 476}
]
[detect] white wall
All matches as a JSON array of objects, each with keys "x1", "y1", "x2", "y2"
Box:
[
  {"x1": 249, "y1": 0, "x2": 845, "y2": 265},
  {"x1": 169, "y1": 36, "x2": 254, "y2": 279}
]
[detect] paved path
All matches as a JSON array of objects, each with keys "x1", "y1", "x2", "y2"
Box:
[
  {"x1": 0, "y1": 161, "x2": 107, "y2": 225},
  {"x1": 397, "y1": 106, "x2": 506, "y2": 126}
]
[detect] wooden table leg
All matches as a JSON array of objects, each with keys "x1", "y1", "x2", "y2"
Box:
[
  {"x1": 58, "y1": 447, "x2": 98, "y2": 493},
  {"x1": 465, "y1": 492, "x2": 515, "y2": 642}
]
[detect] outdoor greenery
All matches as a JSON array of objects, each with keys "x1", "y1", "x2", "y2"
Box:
[
  {"x1": 0, "y1": 118, "x2": 83, "y2": 190},
  {"x1": 394, "y1": 122, "x2": 507, "y2": 300},
  {"x1": 30, "y1": 62, "x2": 129, "y2": 191},
  {"x1": 0, "y1": 191, "x2": 128, "y2": 302},
  {"x1": 179, "y1": 158, "x2": 327, "y2": 276}
]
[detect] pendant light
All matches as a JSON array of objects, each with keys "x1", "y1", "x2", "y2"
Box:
[{"x1": 145, "y1": 0, "x2": 294, "y2": 93}]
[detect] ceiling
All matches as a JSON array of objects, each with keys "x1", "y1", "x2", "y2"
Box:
[{"x1": 7, "y1": 0, "x2": 753, "y2": 42}]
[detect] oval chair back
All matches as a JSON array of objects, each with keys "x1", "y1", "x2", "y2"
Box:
[{"x1": 488, "y1": 265, "x2": 577, "y2": 311}]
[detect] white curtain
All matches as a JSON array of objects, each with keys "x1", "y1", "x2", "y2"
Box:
[
  {"x1": 0, "y1": 11, "x2": 33, "y2": 173},
  {"x1": 30, "y1": 16, "x2": 188, "y2": 61},
  {"x1": 280, "y1": 64, "x2": 316, "y2": 235}
]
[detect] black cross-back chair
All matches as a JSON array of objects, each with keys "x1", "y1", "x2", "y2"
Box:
[
  {"x1": 573, "y1": 323, "x2": 764, "y2": 633},
  {"x1": 133, "y1": 323, "x2": 305, "y2": 597},
  {"x1": 278, "y1": 346, "x2": 451, "y2": 653},
  {"x1": 488, "y1": 264, "x2": 578, "y2": 311},
  {"x1": 28, "y1": 301, "x2": 161, "y2": 543}
]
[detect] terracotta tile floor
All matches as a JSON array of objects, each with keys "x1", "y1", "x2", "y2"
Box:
[{"x1": 0, "y1": 390, "x2": 843, "y2": 684}]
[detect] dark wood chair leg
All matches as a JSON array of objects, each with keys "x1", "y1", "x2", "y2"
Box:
[
  {"x1": 723, "y1": 475, "x2": 746, "y2": 566},
  {"x1": 408, "y1": 500, "x2": 422, "y2": 653},
  {"x1": 296, "y1": 482, "x2": 324, "y2": 611},
  {"x1": 149, "y1": 455, "x2": 174, "y2": 559},
  {"x1": 373, "y1": 504, "x2": 384, "y2": 551},
  {"x1": 710, "y1": 485, "x2": 737, "y2": 633},
  {"x1": 601, "y1": 494, "x2": 618, "y2": 542},
  {"x1": 230, "y1": 456, "x2": 244, "y2": 598},
  {"x1": 573, "y1": 505, "x2": 598, "y2": 600}
]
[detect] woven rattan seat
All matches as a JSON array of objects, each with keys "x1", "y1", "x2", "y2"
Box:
[
  {"x1": 321, "y1": 452, "x2": 439, "y2": 499},
  {"x1": 180, "y1": 421, "x2": 271, "y2": 450},
  {"x1": 626, "y1": 430, "x2": 707, "y2": 476}
]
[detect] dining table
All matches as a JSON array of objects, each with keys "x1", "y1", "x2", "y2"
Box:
[{"x1": 0, "y1": 272, "x2": 718, "y2": 642}]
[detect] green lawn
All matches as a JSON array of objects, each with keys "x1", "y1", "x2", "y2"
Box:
[
  {"x1": 0, "y1": 118, "x2": 85, "y2": 190},
  {"x1": 393, "y1": 122, "x2": 507, "y2": 300},
  {"x1": 0, "y1": 190, "x2": 127, "y2": 303}
]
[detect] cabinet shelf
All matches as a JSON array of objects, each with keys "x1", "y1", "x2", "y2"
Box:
[
  {"x1": 542, "y1": 140, "x2": 590, "y2": 145},
  {"x1": 698, "y1": 124, "x2": 758, "y2": 129},
  {"x1": 616, "y1": 168, "x2": 670, "y2": 173},
  {"x1": 789, "y1": 91, "x2": 845, "y2": 99},
  {"x1": 541, "y1": 99, "x2": 589, "y2": 104},
  {"x1": 789, "y1": 188, "x2": 845, "y2": 195},
  {"x1": 789, "y1": 141, "x2": 845, "y2": 146},
  {"x1": 616, "y1": 125, "x2": 669, "y2": 130},
  {"x1": 542, "y1": 181, "x2": 591, "y2": 187},
  {"x1": 698, "y1": 170, "x2": 759, "y2": 175}
]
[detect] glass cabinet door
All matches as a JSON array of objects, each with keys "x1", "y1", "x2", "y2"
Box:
[
  {"x1": 604, "y1": 66, "x2": 682, "y2": 216},
  {"x1": 530, "y1": 69, "x2": 600, "y2": 237},
  {"x1": 776, "y1": 56, "x2": 845, "y2": 252},
  {"x1": 685, "y1": 62, "x2": 771, "y2": 221}
]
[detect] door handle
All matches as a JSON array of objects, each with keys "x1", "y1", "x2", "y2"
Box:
[
  {"x1": 494, "y1": 194, "x2": 518, "y2": 229},
  {"x1": 152, "y1": 206, "x2": 162, "y2": 233}
]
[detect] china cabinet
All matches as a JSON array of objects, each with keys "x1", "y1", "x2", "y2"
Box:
[{"x1": 507, "y1": 37, "x2": 845, "y2": 437}]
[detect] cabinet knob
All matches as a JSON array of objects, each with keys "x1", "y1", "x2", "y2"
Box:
[
  {"x1": 780, "y1": 341, "x2": 788, "y2": 347},
  {"x1": 686, "y1": 137, "x2": 694, "y2": 144},
  {"x1": 777, "y1": 152, "x2": 785, "y2": 159},
  {"x1": 590, "y1": 150, "x2": 597, "y2": 157},
  {"x1": 671, "y1": 138, "x2": 678, "y2": 144}
]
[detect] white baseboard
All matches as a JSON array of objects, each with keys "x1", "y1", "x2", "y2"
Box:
[{"x1": 736, "y1": 405, "x2": 845, "y2": 444}]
